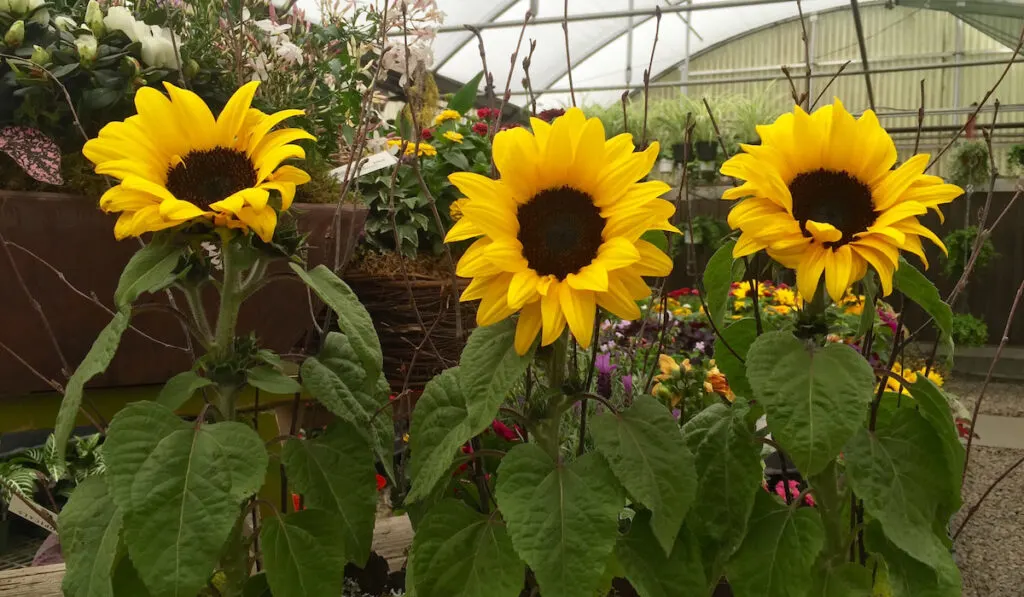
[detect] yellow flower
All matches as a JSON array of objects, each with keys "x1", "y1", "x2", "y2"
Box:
[
  {"x1": 387, "y1": 138, "x2": 437, "y2": 157},
  {"x1": 656, "y1": 354, "x2": 679, "y2": 381},
  {"x1": 434, "y1": 109, "x2": 460, "y2": 125},
  {"x1": 730, "y1": 315, "x2": 743, "y2": 320},
  {"x1": 84, "y1": 81, "x2": 312, "y2": 242},
  {"x1": 445, "y1": 108, "x2": 677, "y2": 354},
  {"x1": 774, "y1": 287, "x2": 797, "y2": 307},
  {"x1": 732, "y1": 281, "x2": 751, "y2": 299},
  {"x1": 722, "y1": 99, "x2": 963, "y2": 303},
  {"x1": 678, "y1": 305, "x2": 692, "y2": 317},
  {"x1": 733, "y1": 300, "x2": 746, "y2": 312},
  {"x1": 884, "y1": 362, "x2": 919, "y2": 394},
  {"x1": 402, "y1": 433, "x2": 410, "y2": 443},
  {"x1": 771, "y1": 305, "x2": 792, "y2": 316},
  {"x1": 443, "y1": 131, "x2": 464, "y2": 144},
  {"x1": 705, "y1": 367, "x2": 736, "y2": 402},
  {"x1": 924, "y1": 368, "x2": 944, "y2": 387}
]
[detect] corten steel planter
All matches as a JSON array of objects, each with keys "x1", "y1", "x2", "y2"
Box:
[{"x1": 0, "y1": 192, "x2": 367, "y2": 396}]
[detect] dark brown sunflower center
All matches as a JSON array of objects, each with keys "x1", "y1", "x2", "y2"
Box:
[
  {"x1": 789, "y1": 169, "x2": 876, "y2": 247},
  {"x1": 165, "y1": 148, "x2": 257, "y2": 209},
  {"x1": 517, "y1": 186, "x2": 605, "y2": 280}
]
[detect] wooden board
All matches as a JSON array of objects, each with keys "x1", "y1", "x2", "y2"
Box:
[{"x1": 0, "y1": 515, "x2": 416, "y2": 595}]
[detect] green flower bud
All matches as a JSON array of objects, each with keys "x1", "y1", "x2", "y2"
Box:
[
  {"x1": 30, "y1": 44, "x2": 50, "y2": 65},
  {"x1": 184, "y1": 58, "x2": 199, "y2": 79},
  {"x1": 4, "y1": 20, "x2": 25, "y2": 48},
  {"x1": 84, "y1": 0, "x2": 105, "y2": 37},
  {"x1": 122, "y1": 55, "x2": 141, "y2": 76},
  {"x1": 75, "y1": 33, "x2": 97, "y2": 64}
]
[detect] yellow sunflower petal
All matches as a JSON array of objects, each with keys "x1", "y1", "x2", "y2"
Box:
[
  {"x1": 462, "y1": 198, "x2": 519, "y2": 241},
  {"x1": 268, "y1": 164, "x2": 312, "y2": 185},
  {"x1": 796, "y1": 247, "x2": 827, "y2": 301},
  {"x1": 597, "y1": 274, "x2": 642, "y2": 320},
  {"x1": 445, "y1": 217, "x2": 485, "y2": 242},
  {"x1": 477, "y1": 273, "x2": 517, "y2": 326},
  {"x1": 216, "y1": 81, "x2": 260, "y2": 147},
  {"x1": 456, "y1": 238, "x2": 501, "y2": 278},
  {"x1": 824, "y1": 245, "x2": 854, "y2": 302},
  {"x1": 461, "y1": 275, "x2": 495, "y2": 302},
  {"x1": 633, "y1": 239, "x2": 674, "y2": 276},
  {"x1": 486, "y1": 239, "x2": 529, "y2": 273},
  {"x1": 514, "y1": 300, "x2": 542, "y2": 355},
  {"x1": 245, "y1": 109, "x2": 305, "y2": 154},
  {"x1": 508, "y1": 269, "x2": 541, "y2": 309},
  {"x1": 540, "y1": 282, "x2": 567, "y2": 346},
  {"x1": 805, "y1": 220, "x2": 842, "y2": 244},
  {"x1": 259, "y1": 181, "x2": 296, "y2": 211},
  {"x1": 559, "y1": 282, "x2": 596, "y2": 348},
  {"x1": 852, "y1": 243, "x2": 896, "y2": 296},
  {"x1": 163, "y1": 82, "x2": 217, "y2": 151},
  {"x1": 159, "y1": 198, "x2": 209, "y2": 221},
  {"x1": 256, "y1": 145, "x2": 306, "y2": 183},
  {"x1": 252, "y1": 129, "x2": 316, "y2": 165},
  {"x1": 566, "y1": 263, "x2": 609, "y2": 292}
]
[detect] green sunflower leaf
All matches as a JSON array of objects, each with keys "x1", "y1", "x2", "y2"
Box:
[
  {"x1": 615, "y1": 511, "x2": 706, "y2": 597},
  {"x1": 59, "y1": 476, "x2": 122, "y2": 597},
  {"x1": 845, "y1": 408, "x2": 952, "y2": 571},
  {"x1": 156, "y1": 370, "x2": 214, "y2": 411},
  {"x1": 54, "y1": 309, "x2": 131, "y2": 468},
  {"x1": 811, "y1": 562, "x2": 873, "y2": 597},
  {"x1": 725, "y1": 492, "x2": 825, "y2": 597},
  {"x1": 459, "y1": 318, "x2": 535, "y2": 430},
  {"x1": 495, "y1": 444, "x2": 624, "y2": 597},
  {"x1": 591, "y1": 395, "x2": 696, "y2": 556},
  {"x1": 703, "y1": 240, "x2": 738, "y2": 331},
  {"x1": 289, "y1": 264, "x2": 382, "y2": 384},
  {"x1": 406, "y1": 368, "x2": 473, "y2": 503},
  {"x1": 745, "y1": 331, "x2": 875, "y2": 476},
  {"x1": 864, "y1": 522, "x2": 961, "y2": 597},
  {"x1": 260, "y1": 510, "x2": 346, "y2": 597},
  {"x1": 893, "y1": 258, "x2": 954, "y2": 357},
  {"x1": 906, "y1": 378, "x2": 964, "y2": 519},
  {"x1": 714, "y1": 318, "x2": 758, "y2": 400},
  {"x1": 410, "y1": 500, "x2": 523, "y2": 597},
  {"x1": 246, "y1": 366, "x2": 302, "y2": 395},
  {"x1": 681, "y1": 402, "x2": 762, "y2": 573},
  {"x1": 281, "y1": 422, "x2": 378, "y2": 566},
  {"x1": 114, "y1": 241, "x2": 183, "y2": 310}
]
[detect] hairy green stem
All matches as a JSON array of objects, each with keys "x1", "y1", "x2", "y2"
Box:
[
  {"x1": 213, "y1": 243, "x2": 244, "y2": 360},
  {"x1": 532, "y1": 332, "x2": 571, "y2": 459},
  {"x1": 180, "y1": 283, "x2": 214, "y2": 345}
]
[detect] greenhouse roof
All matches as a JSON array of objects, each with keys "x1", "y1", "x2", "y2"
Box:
[{"x1": 427, "y1": 0, "x2": 854, "y2": 108}]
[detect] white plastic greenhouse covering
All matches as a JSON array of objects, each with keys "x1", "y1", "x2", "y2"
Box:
[{"x1": 308, "y1": 0, "x2": 858, "y2": 108}]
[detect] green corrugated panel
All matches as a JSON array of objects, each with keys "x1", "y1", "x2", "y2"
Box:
[{"x1": 896, "y1": 0, "x2": 1024, "y2": 51}]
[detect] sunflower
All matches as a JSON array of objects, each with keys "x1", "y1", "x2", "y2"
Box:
[
  {"x1": 84, "y1": 81, "x2": 312, "y2": 242},
  {"x1": 445, "y1": 108, "x2": 677, "y2": 354},
  {"x1": 722, "y1": 99, "x2": 963, "y2": 302}
]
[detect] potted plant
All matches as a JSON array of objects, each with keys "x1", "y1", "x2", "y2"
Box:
[
  {"x1": 0, "y1": 456, "x2": 37, "y2": 553},
  {"x1": 1009, "y1": 143, "x2": 1024, "y2": 176},
  {"x1": 729, "y1": 88, "x2": 783, "y2": 146},
  {"x1": 693, "y1": 104, "x2": 721, "y2": 162},
  {"x1": 947, "y1": 140, "x2": 990, "y2": 189},
  {"x1": 651, "y1": 95, "x2": 699, "y2": 164},
  {"x1": 0, "y1": 1, "x2": 377, "y2": 394},
  {"x1": 346, "y1": 72, "x2": 487, "y2": 391}
]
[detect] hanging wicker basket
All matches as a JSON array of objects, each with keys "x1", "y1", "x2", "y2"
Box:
[{"x1": 346, "y1": 271, "x2": 476, "y2": 393}]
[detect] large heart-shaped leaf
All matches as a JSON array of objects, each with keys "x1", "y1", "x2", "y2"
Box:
[
  {"x1": 156, "y1": 371, "x2": 213, "y2": 411},
  {"x1": 591, "y1": 396, "x2": 696, "y2": 555},
  {"x1": 906, "y1": 378, "x2": 964, "y2": 518},
  {"x1": 410, "y1": 499, "x2": 523, "y2": 597},
  {"x1": 495, "y1": 444, "x2": 624, "y2": 597},
  {"x1": 811, "y1": 562, "x2": 873, "y2": 597},
  {"x1": 714, "y1": 318, "x2": 757, "y2": 400},
  {"x1": 725, "y1": 492, "x2": 825, "y2": 597},
  {"x1": 59, "y1": 476, "x2": 122, "y2": 597},
  {"x1": 746, "y1": 331, "x2": 874, "y2": 476},
  {"x1": 845, "y1": 409, "x2": 952, "y2": 571},
  {"x1": 281, "y1": 421, "x2": 377, "y2": 566},
  {"x1": 406, "y1": 368, "x2": 473, "y2": 502},
  {"x1": 114, "y1": 241, "x2": 183, "y2": 309},
  {"x1": 260, "y1": 510, "x2": 346, "y2": 597},
  {"x1": 615, "y1": 511, "x2": 706, "y2": 597},
  {"x1": 703, "y1": 240, "x2": 738, "y2": 331},
  {"x1": 459, "y1": 319, "x2": 534, "y2": 430},
  {"x1": 864, "y1": 522, "x2": 961, "y2": 597}
]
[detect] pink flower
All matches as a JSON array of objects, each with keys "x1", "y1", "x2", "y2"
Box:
[
  {"x1": 491, "y1": 420, "x2": 517, "y2": 442},
  {"x1": 774, "y1": 480, "x2": 815, "y2": 507}
]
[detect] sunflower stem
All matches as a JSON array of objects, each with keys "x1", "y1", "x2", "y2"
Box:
[
  {"x1": 180, "y1": 283, "x2": 214, "y2": 346},
  {"x1": 532, "y1": 331, "x2": 571, "y2": 459}
]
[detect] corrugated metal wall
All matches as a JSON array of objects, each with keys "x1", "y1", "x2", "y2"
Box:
[{"x1": 649, "y1": 4, "x2": 1024, "y2": 175}]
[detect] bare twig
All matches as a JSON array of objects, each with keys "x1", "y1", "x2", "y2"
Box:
[
  {"x1": 811, "y1": 60, "x2": 852, "y2": 110},
  {"x1": 869, "y1": 307, "x2": 906, "y2": 431},
  {"x1": 703, "y1": 98, "x2": 732, "y2": 165},
  {"x1": 780, "y1": 66, "x2": 805, "y2": 108},
  {"x1": 927, "y1": 25, "x2": 1024, "y2": 170},
  {"x1": 522, "y1": 39, "x2": 538, "y2": 116},
  {"x1": 913, "y1": 79, "x2": 926, "y2": 154},
  {"x1": 795, "y1": 0, "x2": 811, "y2": 110},
  {"x1": 0, "y1": 340, "x2": 63, "y2": 393},
  {"x1": 640, "y1": 6, "x2": 662, "y2": 148},
  {"x1": 954, "y1": 452, "x2": 1024, "y2": 541},
  {"x1": 562, "y1": 0, "x2": 576, "y2": 107},
  {"x1": 491, "y1": 10, "x2": 533, "y2": 138},
  {"x1": 465, "y1": 26, "x2": 495, "y2": 111},
  {"x1": 962, "y1": 279, "x2": 1024, "y2": 483}
]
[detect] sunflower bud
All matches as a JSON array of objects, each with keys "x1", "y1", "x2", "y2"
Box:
[
  {"x1": 30, "y1": 44, "x2": 49, "y2": 65},
  {"x1": 4, "y1": 20, "x2": 24, "y2": 47},
  {"x1": 84, "y1": 0, "x2": 105, "y2": 37},
  {"x1": 75, "y1": 34, "x2": 97, "y2": 64}
]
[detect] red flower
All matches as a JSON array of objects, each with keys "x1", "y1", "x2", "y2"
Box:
[
  {"x1": 491, "y1": 419, "x2": 517, "y2": 442},
  {"x1": 472, "y1": 121, "x2": 489, "y2": 135},
  {"x1": 535, "y1": 108, "x2": 565, "y2": 123},
  {"x1": 667, "y1": 288, "x2": 692, "y2": 298},
  {"x1": 956, "y1": 418, "x2": 973, "y2": 439},
  {"x1": 477, "y1": 107, "x2": 494, "y2": 120},
  {"x1": 291, "y1": 493, "x2": 303, "y2": 512},
  {"x1": 421, "y1": 128, "x2": 433, "y2": 140},
  {"x1": 376, "y1": 474, "x2": 387, "y2": 491}
]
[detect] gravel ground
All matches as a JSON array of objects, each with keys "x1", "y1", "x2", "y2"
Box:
[
  {"x1": 946, "y1": 379, "x2": 1024, "y2": 418},
  {"x1": 956, "y1": 446, "x2": 1024, "y2": 597}
]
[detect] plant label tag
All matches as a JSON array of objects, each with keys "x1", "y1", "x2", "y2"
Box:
[
  {"x1": 8, "y1": 494, "x2": 57, "y2": 533},
  {"x1": 331, "y1": 151, "x2": 397, "y2": 182}
]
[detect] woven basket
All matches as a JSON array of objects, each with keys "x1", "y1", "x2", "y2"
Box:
[{"x1": 346, "y1": 272, "x2": 476, "y2": 393}]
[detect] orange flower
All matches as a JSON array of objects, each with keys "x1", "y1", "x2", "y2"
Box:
[{"x1": 704, "y1": 366, "x2": 735, "y2": 402}]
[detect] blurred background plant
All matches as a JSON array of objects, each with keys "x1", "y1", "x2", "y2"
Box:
[
  {"x1": 947, "y1": 140, "x2": 991, "y2": 189},
  {"x1": 951, "y1": 312, "x2": 990, "y2": 347}
]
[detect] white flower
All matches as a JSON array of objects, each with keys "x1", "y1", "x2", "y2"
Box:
[
  {"x1": 275, "y1": 39, "x2": 303, "y2": 65},
  {"x1": 25, "y1": 0, "x2": 46, "y2": 24},
  {"x1": 75, "y1": 33, "x2": 97, "y2": 63},
  {"x1": 54, "y1": 15, "x2": 77, "y2": 31},
  {"x1": 380, "y1": 42, "x2": 433, "y2": 86},
  {"x1": 139, "y1": 24, "x2": 180, "y2": 69},
  {"x1": 104, "y1": 6, "x2": 139, "y2": 42},
  {"x1": 248, "y1": 52, "x2": 269, "y2": 82},
  {"x1": 254, "y1": 18, "x2": 289, "y2": 36}
]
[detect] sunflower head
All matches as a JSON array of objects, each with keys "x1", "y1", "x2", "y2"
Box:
[
  {"x1": 84, "y1": 81, "x2": 312, "y2": 242},
  {"x1": 722, "y1": 99, "x2": 963, "y2": 302},
  {"x1": 445, "y1": 107, "x2": 678, "y2": 355}
]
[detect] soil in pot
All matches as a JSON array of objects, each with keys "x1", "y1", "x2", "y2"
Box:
[{"x1": 695, "y1": 140, "x2": 718, "y2": 161}]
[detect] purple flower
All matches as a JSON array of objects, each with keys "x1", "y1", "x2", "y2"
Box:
[
  {"x1": 672, "y1": 408, "x2": 681, "y2": 420},
  {"x1": 595, "y1": 353, "x2": 616, "y2": 398},
  {"x1": 622, "y1": 375, "x2": 633, "y2": 395},
  {"x1": 595, "y1": 353, "x2": 615, "y2": 374}
]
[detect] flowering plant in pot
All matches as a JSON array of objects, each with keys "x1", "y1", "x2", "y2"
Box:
[
  {"x1": 55, "y1": 83, "x2": 393, "y2": 597},
  {"x1": 397, "y1": 100, "x2": 968, "y2": 597}
]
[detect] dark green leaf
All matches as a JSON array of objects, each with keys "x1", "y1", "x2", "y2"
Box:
[
  {"x1": 811, "y1": 562, "x2": 873, "y2": 597},
  {"x1": 681, "y1": 402, "x2": 762, "y2": 570},
  {"x1": 261, "y1": 510, "x2": 346, "y2": 597},
  {"x1": 290, "y1": 264, "x2": 382, "y2": 382},
  {"x1": 745, "y1": 332, "x2": 874, "y2": 476},
  {"x1": 591, "y1": 396, "x2": 696, "y2": 555},
  {"x1": 242, "y1": 573, "x2": 272, "y2": 597},
  {"x1": 714, "y1": 319, "x2": 757, "y2": 400},
  {"x1": 281, "y1": 422, "x2": 377, "y2": 566},
  {"x1": 410, "y1": 500, "x2": 523, "y2": 597},
  {"x1": 443, "y1": 150, "x2": 470, "y2": 171},
  {"x1": 114, "y1": 242, "x2": 182, "y2": 309},
  {"x1": 703, "y1": 240, "x2": 737, "y2": 331},
  {"x1": 407, "y1": 368, "x2": 473, "y2": 502},
  {"x1": 857, "y1": 273, "x2": 878, "y2": 339},
  {"x1": 51, "y1": 62, "x2": 79, "y2": 78},
  {"x1": 616, "y1": 511, "x2": 706, "y2": 597},
  {"x1": 725, "y1": 492, "x2": 824, "y2": 597},
  {"x1": 60, "y1": 476, "x2": 121, "y2": 597},
  {"x1": 864, "y1": 522, "x2": 961, "y2": 597},
  {"x1": 156, "y1": 371, "x2": 213, "y2": 411},
  {"x1": 449, "y1": 71, "x2": 484, "y2": 114},
  {"x1": 54, "y1": 310, "x2": 131, "y2": 468},
  {"x1": 894, "y1": 258, "x2": 953, "y2": 353},
  {"x1": 845, "y1": 409, "x2": 952, "y2": 570},
  {"x1": 459, "y1": 319, "x2": 534, "y2": 430},
  {"x1": 495, "y1": 445, "x2": 624, "y2": 597},
  {"x1": 247, "y1": 366, "x2": 302, "y2": 395},
  {"x1": 111, "y1": 556, "x2": 153, "y2": 597},
  {"x1": 906, "y1": 378, "x2": 964, "y2": 518}
]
